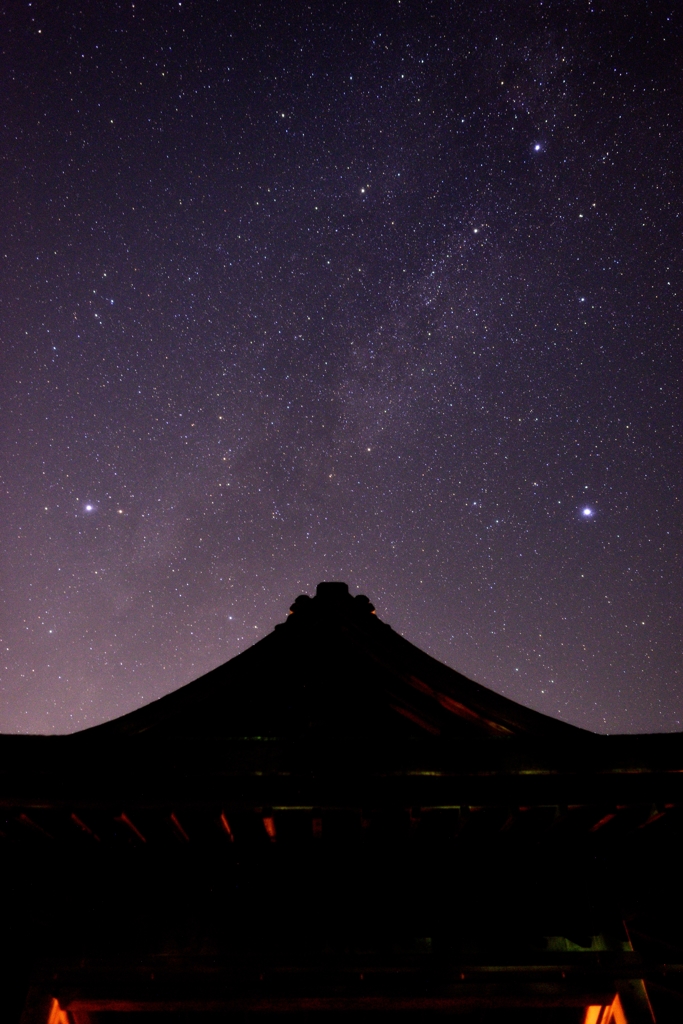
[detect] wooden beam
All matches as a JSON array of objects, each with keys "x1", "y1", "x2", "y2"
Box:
[
  {"x1": 114, "y1": 812, "x2": 146, "y2": 843},
  {"x1": 64, "y1": 993, "x2": 618, "y2": 1013},
  {"x1": 18, "y1": 814, "x2": 53, "y2": 839},
  {"x1": 70, "y1": 813, "x2": 100, "y2": 841},
  {"x1": 170, "y1": 812, "x2": 189, "y2": 842},
  {"x1": 219, "y1": 811, "x2": 234, "y2": 841},
  {"x1": 638, "y1": 805, "x2": 674, "y2": 829},
  {"x1": 590, "y1": 812, "x2": 617, "y2": 833}
]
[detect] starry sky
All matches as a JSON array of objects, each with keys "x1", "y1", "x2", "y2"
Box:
[{"x1": 1, "y1": 1, "x2": 681, "y2": 735}]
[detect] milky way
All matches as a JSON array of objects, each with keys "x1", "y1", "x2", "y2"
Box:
[{"x1": 1, "y1": 2, "x2": 681, "y2": 733}]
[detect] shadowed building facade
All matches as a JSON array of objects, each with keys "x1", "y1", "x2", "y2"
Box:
[{"x1": 3, "y1": 583, "x2": 683, "y2": 1023}]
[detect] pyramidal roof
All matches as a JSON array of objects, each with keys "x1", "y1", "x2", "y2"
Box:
[{"x1": 81, "y1": 582, "x2": 589, "y2": 745}]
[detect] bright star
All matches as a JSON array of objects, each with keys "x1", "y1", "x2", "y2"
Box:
[
  {"x1": 534, "y1": 144, "x2": 541, "y2": 151},
  {"x1": 582, "y1": 507, "x2": 594, "y2": 517}
]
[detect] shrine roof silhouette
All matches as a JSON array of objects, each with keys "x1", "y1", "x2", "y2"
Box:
[{"x1": 81, "y1": 580, "x2": 589, "y2": 747}]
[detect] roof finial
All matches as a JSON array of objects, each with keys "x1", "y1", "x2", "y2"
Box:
[{"x1": 315, "y1": 582, "x2": 350, "y2": 601}]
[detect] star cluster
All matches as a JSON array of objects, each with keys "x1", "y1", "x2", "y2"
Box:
[{"x1": 1, "y1": 1, "x2": 681, "y2": 733}]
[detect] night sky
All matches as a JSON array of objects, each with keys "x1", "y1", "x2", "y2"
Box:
[{"x1": 1, "y1": 2, "x2": 681, "y2": 735}]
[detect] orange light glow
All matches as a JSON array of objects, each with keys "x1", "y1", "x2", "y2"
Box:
[
  {"x1": 219, "y1": 811, "x2": 235, "y2": 840},
  {"x1": 638, "y1": 806, "x2": 671, "y2": 828},
  {"x1": 582, "y1": 995, "x2": 626, "y2": 1024},
  {"x1": 115, "y1": 812, "x2": 146, "y2": 843},
  {"x1": 590, "y1": 812, "x2": 617, "y2": 832},
  {"x1": 263, "y1": 816, "x2": 277, "y2": 840},
  {"x1": 389, "y1": 702, "x2": 441, "y2": 735},
  {"x1": 406, "y1": 675, "x2": 513, "y2": 735},
  {"x1": 18, "y1": 813, "x2": 53, "y2": 839},
  {"x1": 47, "y1": 999, "x2": 69, "y2": 1024},
  {"x1": 170, "y1": 812, "x2": 190, "y2": 841},
  {"x1": 71, "y1": 812, "x2": 100, "y2": 841}
]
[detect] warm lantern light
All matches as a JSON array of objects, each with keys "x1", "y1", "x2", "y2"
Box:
[
  {"x1": 47, "y1": 999, "x2": 69, "y2": 1024},
  {"x1": 582, "y1": 995, "x2": 626, "y2": 1024}
]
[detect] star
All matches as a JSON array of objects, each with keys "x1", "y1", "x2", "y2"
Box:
[{"x1": 0, "y1": 0, "x2": 678, "y2": 737}]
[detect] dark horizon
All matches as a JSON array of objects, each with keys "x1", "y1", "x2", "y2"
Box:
[{"x1": 1, "y1": 2, "x2": 681, "y2": 735}]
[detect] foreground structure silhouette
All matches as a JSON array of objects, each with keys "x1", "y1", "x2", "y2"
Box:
[{"x1": 3, "y1": 582, "x2": 683, "y2": 1023}]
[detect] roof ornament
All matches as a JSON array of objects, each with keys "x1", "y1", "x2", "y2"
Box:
[{"x1": 285, "y1": 581, "x2": 378, "y2": 625}]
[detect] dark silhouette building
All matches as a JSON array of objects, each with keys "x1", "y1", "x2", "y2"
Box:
[{"x1": 3, "y1": 583, "x2": 683, "y2": 1023}]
